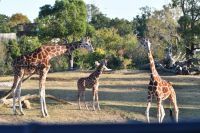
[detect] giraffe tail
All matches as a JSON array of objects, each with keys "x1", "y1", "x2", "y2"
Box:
[{"x1": 169, "y1": 102, "x2": 174, "y2": 122}]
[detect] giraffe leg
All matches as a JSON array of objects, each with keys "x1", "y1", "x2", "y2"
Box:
[
  {"x1": 170, "y1": 90, "x2": 179, "y2": 123},
  {"x1": 39, "y1": 68, "x2": 49, "y2": 117},
  {"x1": 95, "y1": 90, "x2": 101, "y2": 111},
  {"x1": 146, "y1": 91, "x2": 152, "y2": 123},
  {"x1": 16, "y1": 80, "x2": 25, "y2": 115},
  {"x1": 92, "y1": 89, "x2": 96, "y2": 111},
  {"x1": 12, "y1": 75, "x2": 22, "y2": 115},
  {"x1": 43, "y1": 89, "x2": 48, "y2": 116},
  {"x1": 157, "y1": 98, "x2": 162, "y2": 123},
  {"x1": 78, "y1": 90, "x2": 82, "y2": 110},
  {"x1": 160, "y1": 104, "x2": 165, "y2": 123},
  {"x1": 83, "y1": 91, "x2": 89, "y2": 110}
]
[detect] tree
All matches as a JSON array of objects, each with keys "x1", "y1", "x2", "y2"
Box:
[
  {"x1": 37, "y1": 0, "x2": 88, "y2": 70},
  {"x1": 18, "y1": 36, "x2": 41, "y2": 55},
  {"x1": 93, "y1": 28, "x2": 122, "y2": 51},
  {"x1": 86, "y1": 4, "x2": 101, "y2": 22},
  {"x1": 133, "y1": 6, "x2": 152, "y2": 37},
  {"x1": 0, "y1": 14, "x2": 10, "y2": 33},
  {"x1": 110, "y1": 18, "x2": 133, "y2": 36},
  {"x1": 172, "y1": 0, "x2": 200, "y2": 59},
  {"x1": 38, "y1": 0, "x2": 87, "y2": 41},
  {"x1": 9, "y1": 13, "x2": 30, "y2": 28},
  {"x1": 146, "y1": 5, "x2": 180, "y2": 59},
  {"x1": 0, "y1": 42, "x2": 7, "y2": 74},
  {"x1": 87, "y1": 4, "x2": 111, "y2": 29},
  {"x1": 90, "y1": 13, "x2": 111, "y2": 29}
]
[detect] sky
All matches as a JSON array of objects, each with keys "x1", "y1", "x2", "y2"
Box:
[{"x1": 0, "y1": 0, "x2": 171, "y2": 22}]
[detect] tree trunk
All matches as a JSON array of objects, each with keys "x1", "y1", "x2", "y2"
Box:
[
  {"x1": 0, "y1": 94, "x2": 75, "y2": 107},
  {"x1": 68, "y1": 54, "x2": 74, "y2": 70}
]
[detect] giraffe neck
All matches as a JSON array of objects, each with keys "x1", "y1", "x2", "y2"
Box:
[
  {"x1": 148, "y1": 51, "x2": 159, "y2": 77},
  {"x1": 89, "y1": 66, "x2": 103, "y2": 80},
  {"x1": 47, "y1": 45, "x2": 68, "y2": 59},
  {"x1": 48, "y1": 41, "x2": 82, "y2": 59}
]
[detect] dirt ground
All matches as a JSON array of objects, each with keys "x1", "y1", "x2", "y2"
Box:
[{"x1": 0, "y1": 70, "x2": 199, "y2": 124}]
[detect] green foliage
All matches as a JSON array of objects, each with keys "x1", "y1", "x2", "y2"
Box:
[
  {"x1": 147, "y1": 5, "x2": 179, "y2": 59},
  {"x1": 90, "y1": 13, "x2": 111, "y2": 29},
  {"x1": 9, "y1": 13, "x2": 30, "y2": 28},
  {"x1": 0, "y1": 40, "x2": 20, "y2": 75},
  {"x1": 93, "y1": 28, "x2": 122, "y2": 50},
  {"x1": 5, "y1": 40, "x2": 21, "y2": 59},
  {"x1": 0, "y1": 42, "x2": 7, "y2": 75},
  {"x1": 50, "y1": 56, "x2": 68, "y2": 72},
  {"x1": 172, "y1": 0, "x2": 200, "y2": 59},
  {"x1": 18, "y1": 36, "x2": 41, "y2": 55},
  {"x1": 0, "y1": 14, "x2": 10, "y2": 33},
  {"x1": 86, "y1": 23, "x2": 95, "y2": 37},
  {"x1": 74, "y1": 48, "x2": 106, "y2": 69},
  {"x1": 133, "y1": 6, "x2": 152, "y2": 37},
  {"x1": 107, "y1": 54, "x2": 122, "y2": 70},
  {"x1": 110, "y1": 18, "x2": 133, "y2": 36},
  {"x1": 38, "y1": 0, "x2": 87, "y2": 41}
]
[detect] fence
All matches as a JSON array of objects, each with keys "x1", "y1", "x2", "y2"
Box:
[{"x1": 0, "y1": 33, "x2": 16, "y2": 41}]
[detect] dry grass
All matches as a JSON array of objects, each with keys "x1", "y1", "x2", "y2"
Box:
[{"x1": 0, "y1": 70, "x2": 199, "y2": 124}]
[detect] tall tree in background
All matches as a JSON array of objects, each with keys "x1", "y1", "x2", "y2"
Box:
[
  {"x1": 110, "y1": 18, "x2": 133, "y2": 36},
  {"x1": 147, "y1": 5, "x2": 180, "y2": 59},
  {"x1": 38, "y1": 0, "x2": 87, "y2": 41},
  {"x1": 9, "y1": 13, "x2": 30, "y2": 28},
  {"x1": 90, "y1": 13, "x2": 111, "y2": 29},
  {"x1": 37, "y1": 0, "x2": 87, "y2": 70},
  {"x1": 172, "y1": 0, "x2": 200, "y2": 59},
  {"x1": 133, "y1": 6, "x2": 152, "y2": 37}
]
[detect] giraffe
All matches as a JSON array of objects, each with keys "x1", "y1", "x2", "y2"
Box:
[
  {"x1": 77, "y1": 60, "x2": 111, "y2": 111},
  {"x1": 5, "y1": 37, "x2": 94, "y2": 117},
  {"x1": 140, "y1": 38, "x2": 179, "y2": 123}
]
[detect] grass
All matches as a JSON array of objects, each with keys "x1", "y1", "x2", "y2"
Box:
[{"x1": 0, "y1": 70, "x2": 199, "y2": 124}]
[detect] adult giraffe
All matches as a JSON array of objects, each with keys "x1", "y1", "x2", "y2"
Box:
[
  {"x1": 5, "y1": 37, "x2": 94, "y2": 117},
  {"x1": 140, "y1": 38, "x2": 179, "y2": 123}
]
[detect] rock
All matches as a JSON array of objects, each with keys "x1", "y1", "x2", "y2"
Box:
[{"x1": 22, "y1": 100, "x2": 31, "y2": 109}]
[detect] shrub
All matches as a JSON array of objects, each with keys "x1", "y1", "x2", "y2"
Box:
[
  {"x1": 18, "y1": 36, "x2": 41, "y2": 55},
  {"x1": 74, "y1": 48, "x2": 106, "y2": 69}
]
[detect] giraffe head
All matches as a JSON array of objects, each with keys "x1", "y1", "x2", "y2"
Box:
[
  {"x1": 140, "y1": 38, "x2": 151, "y2": 53},
  {"x1": 95, "y1": 60, "x2": 112, "y2": 72},
  {"x1": 79, "y1": 37, "x2": 94, "y2": 52}
]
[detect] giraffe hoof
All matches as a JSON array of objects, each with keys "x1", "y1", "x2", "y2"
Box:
[
  {"x1": 41, "y1": 114, "x2": 49, "y2": 118},
  {"x1": 13, "y1": 113, "x2": 17, "y2": 115},
  {"x1": 13, "y1": 111, "x2": 19, "y2": 115},
  {"x1": 20, "y1": 112, "x2": 25, "y2": 116}
]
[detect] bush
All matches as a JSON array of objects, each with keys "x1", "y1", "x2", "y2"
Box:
[
  {"x1": 107, "y1": 54, "x2": 122, "y2": 70},
  {"x1": 50, "y1": 56, "x2": 68, "y2": 72},
  {"x1": 18, "y1": 36, "x2": 41, "y2": 55},
  {"x1": 74, "y1": 48, "x2": 106, "y2": 69}
]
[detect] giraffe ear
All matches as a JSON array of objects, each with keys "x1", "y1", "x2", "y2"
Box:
[{"x1": 95, "y1": 61, "x2": 100, "y2": 66}]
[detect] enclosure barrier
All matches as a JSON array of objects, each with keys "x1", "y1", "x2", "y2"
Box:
[{"x1": 0, "y1": 122, "x2": 200, "y2": 133}]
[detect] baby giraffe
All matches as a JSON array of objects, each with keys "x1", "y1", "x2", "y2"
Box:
[{"x1": 77, "y1": 60, "x2": 111, "y2": 111}]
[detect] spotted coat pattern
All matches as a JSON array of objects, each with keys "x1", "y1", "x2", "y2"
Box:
[
  {"x1": 77, "y1": 61, "x2": 107, "y2": 110},
  {"x1": 5, "y1": 38, "x2": 93, "y2": 117},
  {"x1": 141, "y1": 39, "x2": 179, "y2": 123}
]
